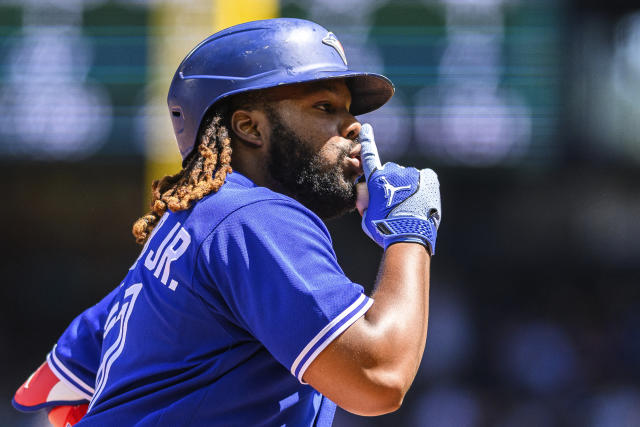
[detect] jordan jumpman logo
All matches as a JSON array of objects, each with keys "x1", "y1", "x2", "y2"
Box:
[{"x1": 380, "y1": 177, "x2": 411, "y2": 207}]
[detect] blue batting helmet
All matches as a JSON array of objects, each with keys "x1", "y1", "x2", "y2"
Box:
[{"x1": 167, "y1": 18, "x2": 394, "y2": 161}]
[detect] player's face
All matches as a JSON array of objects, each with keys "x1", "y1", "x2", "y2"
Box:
[{"x1": 264, "y1": 80, "x2": 363, "y2": 219}]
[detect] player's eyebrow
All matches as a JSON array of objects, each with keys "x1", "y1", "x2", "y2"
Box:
[
  {"x1": 303, "y1": 81, "x2": 352, "y2": 109},
  {"x1": 314, "y1": 81, "x2": 341, "y2": 93},
  {"x1": 306, "y1": 81, "x2": 344, "y2": 94}
]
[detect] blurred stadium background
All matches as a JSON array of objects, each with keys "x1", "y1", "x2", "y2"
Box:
[{"x1": 1, "y1": 0, "x2": 639, "y2": 426}]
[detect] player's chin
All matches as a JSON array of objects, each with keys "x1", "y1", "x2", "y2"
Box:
[
  {"x1": 307, "y1": 181, "x2": 357, "y2": 220},
  {"x1": 322, "y1": 185, "x2": 358, "y2": 219},
  {"x1": 339, "y1": 168, "x2": 361, "y2": 190},
  {"x1": 336, "y1": 174, "x2": 359, "y2": 201}
]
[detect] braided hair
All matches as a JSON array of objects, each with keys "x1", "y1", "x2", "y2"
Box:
[{"x1": 132, "y1": 110, "x2": 233, "y2": 244}]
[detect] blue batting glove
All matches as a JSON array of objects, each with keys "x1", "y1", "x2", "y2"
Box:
[{"x1": 359, "y1": 124, "x2": 442, "y2": 254}]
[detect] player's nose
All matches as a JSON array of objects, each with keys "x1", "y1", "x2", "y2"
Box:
[{"x1": 343, "y1": 119, "x2": 362, "y2": 141}]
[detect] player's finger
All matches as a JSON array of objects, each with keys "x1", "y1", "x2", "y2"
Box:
[
  {"x1": 355, "y1": 181, "x2": 369, "y2": 217},
  {"x1": 359, "y1": 123, "x2": 382, "y2": 181}
]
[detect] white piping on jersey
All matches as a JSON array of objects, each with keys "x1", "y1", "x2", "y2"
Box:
[
  {"x1": 47, "y1": 346, "x2": 94, "y2": 400},
  {"x1": 290, "y1": 293, "x2": 373, "y2": 383}
]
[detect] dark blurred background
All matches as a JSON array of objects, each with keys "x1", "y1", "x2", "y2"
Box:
[{"x1": 1, "y1": 0, "x2": 639, "y2": 426}]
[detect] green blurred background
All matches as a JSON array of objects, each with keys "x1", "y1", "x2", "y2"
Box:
[{"x1": 2, "y1": 0, "x2": 640, "y2": 426}]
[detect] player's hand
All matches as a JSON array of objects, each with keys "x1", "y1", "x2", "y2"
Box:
[
  {"x1": 359, "y1": 123, "x2": 441, "y2": 254},
  {"x1": 13, "y1": 361, "x2": 88, "y2": 426},
  {"x1": 355, "y1": 181, "x2": 369, "y2": 216}
]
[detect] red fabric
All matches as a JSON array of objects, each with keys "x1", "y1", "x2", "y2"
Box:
[
  {"x1": 48, "y1": 404, "x2": 88, "y2": 427},
  {"x1": 14, "y1": 362, "x2": 59, "y2": 407}
]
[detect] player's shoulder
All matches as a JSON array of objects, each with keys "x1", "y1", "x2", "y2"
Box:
[
  {"x1": 197, "y1": 171, "x2": 310, "y2": 218},
  {"x1": 183, "y1": 172, "x2": 327, "y2": 240}
]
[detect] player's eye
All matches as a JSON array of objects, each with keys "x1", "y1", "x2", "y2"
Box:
[{"x1": 314, "y1": 102, "x2": 333, "y2": 113}]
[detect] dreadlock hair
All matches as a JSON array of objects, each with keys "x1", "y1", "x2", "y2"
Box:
[{"x1": 132, "y1": 106, "x2": 233, "y2": 245}]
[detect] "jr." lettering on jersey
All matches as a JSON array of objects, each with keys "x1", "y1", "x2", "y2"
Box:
[{"x1": 142, "y1": 219, "x2": 191, "y2": 291}]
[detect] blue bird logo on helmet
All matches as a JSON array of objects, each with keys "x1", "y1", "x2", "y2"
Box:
[
  {"x1": 167, "y1": 18, "x2": 394, "y2": 161},
  {"x1": 322, "y1": 32, "x2": 348, "y2": 66}
]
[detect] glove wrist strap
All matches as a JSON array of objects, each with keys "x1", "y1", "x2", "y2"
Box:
[{"x1": 373, "y1": 216, "x2": 437, "y2": 255}]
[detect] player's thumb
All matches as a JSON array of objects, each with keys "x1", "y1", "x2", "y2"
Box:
[{"x1": 359, "y1": 123, "x2": 382, "y2": 181}]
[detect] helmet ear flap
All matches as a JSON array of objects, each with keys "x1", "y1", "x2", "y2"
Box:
[{"x1": 170, "y1": 107, "x2": 185, "y2": 135}]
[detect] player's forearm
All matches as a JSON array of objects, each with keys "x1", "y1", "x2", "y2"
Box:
[{"x1": 362, "y1": 241, "x2": 431, "y2": 392}]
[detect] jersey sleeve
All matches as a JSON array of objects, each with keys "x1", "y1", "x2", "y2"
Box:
[
  {"x1": 49, "y1": 286, "x2": 121, "y2": 399},
  {"x1": 195, "y1": 199, "x2": 373, "y2": 383}
]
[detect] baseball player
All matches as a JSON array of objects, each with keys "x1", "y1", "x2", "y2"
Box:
[{"x1": 12, "y1": 18, "x2": 441, "y2": 426}]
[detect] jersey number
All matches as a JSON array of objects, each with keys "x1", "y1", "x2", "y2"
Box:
[{"x1": 89, "y1": 282, "x2": 143, "y2": 411}]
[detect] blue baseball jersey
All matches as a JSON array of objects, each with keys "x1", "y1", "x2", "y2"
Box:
[{"x1": 47, "y1": 172, "x2": 373, "y2": 426}]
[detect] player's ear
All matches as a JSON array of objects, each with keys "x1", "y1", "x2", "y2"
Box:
[{"x1": 231, "y1": 109, "x2": 266, "y2": 148}]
